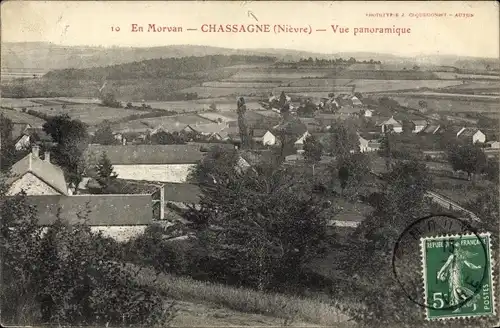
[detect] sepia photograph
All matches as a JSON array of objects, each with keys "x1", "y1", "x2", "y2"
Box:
[{"x1": 0, "y1": 1, "x2": 499, "y2": 327}]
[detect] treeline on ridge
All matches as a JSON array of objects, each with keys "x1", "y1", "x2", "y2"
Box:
[{"x1": 43, "y1": 55, "x2": 277, "y2": 80}]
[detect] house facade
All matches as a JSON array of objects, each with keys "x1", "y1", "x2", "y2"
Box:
[
  {"x1": 411, "y1": 120, "x2": 428, "y2": 133},
  {"x1": 456, "y1": 127, "x2": 486, "y2": 144},
  {"x1": 486, "y1": 141, "x2": 500, "y2": 149},
  {"x1": 294, "y1": 131, "x2": 311, "y2": 150},
  {"x1": 85, "y1": 144, "x2": 206, "y2": 183},
  {"x1": 380, "y1": 117, "x2": 403, "y2": 133},
  {"x1": 6, "y1": 146, "x2": 69, "y2": 196}
]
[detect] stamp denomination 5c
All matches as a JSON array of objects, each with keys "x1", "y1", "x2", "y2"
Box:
[{"x1": 421, "y1": 233, "x2": 495, "y2": 320}]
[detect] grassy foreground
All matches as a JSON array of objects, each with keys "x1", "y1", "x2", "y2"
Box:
[{"x1": 128, "y1": 264, "x2": 353, "y2": 326}]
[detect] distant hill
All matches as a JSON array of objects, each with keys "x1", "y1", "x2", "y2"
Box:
[
  {"x1": 43, "y1": 55, "x2": 277, "y2": 80},
  {"x1": 4, "y1": 42, "x2": 497, "y2": 72}
]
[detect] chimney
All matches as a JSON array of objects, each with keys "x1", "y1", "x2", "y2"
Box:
[
  {"x1": 31, "y1": 145, "x2": 40, "y2": 158},
  {"x1": 44, "y1": 151, "x2": 51, "y2": 163}
]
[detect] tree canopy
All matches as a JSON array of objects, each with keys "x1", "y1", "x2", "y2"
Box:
[
  {"x1": 185, "y1": 147, "x2": 329, "y2": 290},
  {"x1": 446, "y1": 143, "x2": 487, "y2": 180},
  {"x1": 43, "y1": 114, "x2": 89, "y2": 187}
]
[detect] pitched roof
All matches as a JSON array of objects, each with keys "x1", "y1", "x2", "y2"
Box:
[
  {"x1": 412, "y1": 120, "x2": 428, "y2": 126},
  {"x1": 85, "y1": 144, "x2": 205, "y2": 165},
  {"x1": 381, "y1": 117, "x2": 402, "y2": 127},
  {"x1": 421, "y1": 124, "x2": 440, "y2": 134},
  {"x1": 23, "y1": 194, "x2": 153, "y2": 226},
  {"x1": 251, "y1": 129, "x2": 271, "y2": 138},
  {"x1": 163, "y1": 182, "x2": 201, "y2": 203},
  {"x1": 7, "y1": 153, "x2": 68, "y2": 195},
  {"x1": 186, "y1": 123, "x2": 227, "y2": 135},
  {"x1": 458, "y1": 127, "x2": 483, "y2": 138}
]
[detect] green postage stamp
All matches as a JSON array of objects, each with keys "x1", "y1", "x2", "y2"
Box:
[{"x1": 421, "y1": 232, "x2": 495, "y2": 320}]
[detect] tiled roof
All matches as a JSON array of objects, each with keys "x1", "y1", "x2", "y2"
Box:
[
  {"x1": 412, "y1": 120, "x2": 428, "y2": 126},
  {"x1": 421, "y1": 125, "x2": 440, "y2": 134},
  {"x1": 23, "y1": 194, "x2": 154, "y2": 226},
  {"x1": 458, "y1": 127, "x2": 483, "y2": 138},
  {"x1": 251, "y1": 129, "x2": 270, "y2": 138},
  {"x1": 7, "y1": 153, "x2": 68, "y2": 195},
  {"x1": 85, "y1": 144, "x2": 205, "y2": 165},
  {"x1": 186, "y1": 123, "x2": 227, "y2": 135}
]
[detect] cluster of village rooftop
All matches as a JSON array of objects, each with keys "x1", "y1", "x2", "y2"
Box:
[{"x1": 3, "y1": 91, "x2": 498, "y2": 241}]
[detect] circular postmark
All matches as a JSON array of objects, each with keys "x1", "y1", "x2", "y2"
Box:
[{"x1": 392, "y1": 214, "x2": 490, "y2": 314}]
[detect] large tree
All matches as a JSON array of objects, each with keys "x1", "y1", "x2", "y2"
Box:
[
  {"x1": 0, "y1": 114, "x2": 17, "y2": 171},
  {"x1": 236, "y1": 97, "x2": 250, "y2": 149},
  {"x1": 43, "y1": 114, "x2": 89, "y2": 187},
  {"x1": 92, "y1": 121, "x2": 116, "y2": 145},
  {"x1": 446, "y1": 143, "x2": 487, "y2": 181},
  {"x1": 337, "y1": 153, "x2": 371, "y2": 199},
  {"x1": 185, "y1": 148, "x2": 329, "y2": 291},
  {"x1": 303, "y1": 135, "x2": 323, "y2": 175},
  {"x1": 95, "y1": 152, "x2": 118, "y2": 189},
  {"x1": 324, "y1": 121, "x2": 359, "y2": 160}
]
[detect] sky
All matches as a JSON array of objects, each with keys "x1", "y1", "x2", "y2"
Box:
[{"x1": 1, "y1": 1, "x2": 499, "y2": 58}]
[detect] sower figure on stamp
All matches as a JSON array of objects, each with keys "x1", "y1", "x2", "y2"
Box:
[{"x1": 437, "y1": 240, "x2": 482, "y2": 312}]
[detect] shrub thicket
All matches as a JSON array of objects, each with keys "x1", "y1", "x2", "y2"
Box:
[{"x1": 0, "y1": 182, "x2": 176, "y2": 326}]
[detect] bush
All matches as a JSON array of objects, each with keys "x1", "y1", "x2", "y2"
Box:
[
  {"x1": 0, "y1": 189, "x2": 175, "y2": 326},
  {"x1": 122, "y1": 224, "x2": 195, "y2": 276}
]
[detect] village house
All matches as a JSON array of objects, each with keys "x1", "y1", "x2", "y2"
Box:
[
  {"x1": 420, "y1": 124, "x2": 441, "y2": 135},
  {"x1": 251, "y1": 129, "x2": 277, "y2": 146},
  {"x1": 379, "y1": 116, "x2": 403, "y2": 133},
  {"x1": 411, "y1": 119, "x2": 428, "y2": 133},
  {"x1": 1, "y1": 108, "x2": 46, "y2": 140},
  {"x1": 363, "y1": 109, "x2": 373, "y2": 117},
  {"x1": 85, "y1": 144, "x2": 206, "y2": 183},
  {"x1": 456, "y1": 127, "x2": 486, "y2": 144},
  {"x1": 183, "y1": 122, "x2": 229, "y2": 139},
  {"x1": 294, "y1": 131, "x2": 311, "y2": 150},
  {"x1": 24, "y1": 193, "x2": 162, "y2": 242},
  {"x1": 6, "y1": 146, "x2": 69, "y2": 196},
  {"x1": 351, "y1": 96, "x2": 363, "y2": 106},
  {"x1": 486, "y1": 141, "x2": 500, "y2": 149},
  {"x1": 338, "y1": 105, "x2": 361, "y2": 118},
  {"x1": 14, "y1": 127, "x2": 52, "y2": 150}
]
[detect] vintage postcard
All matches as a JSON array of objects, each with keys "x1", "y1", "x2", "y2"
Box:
[{"x1": 1, "y1": 1, "x2": 499, "y2": 327}]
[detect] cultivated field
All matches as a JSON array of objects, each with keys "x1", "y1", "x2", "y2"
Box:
[
  {"x1": 390, "y1": 96, "x2": 499, "y2": 113},
  {"x1": 1, "y1": 97, "x2": 104, "y2": 109},
  {"x1": 352, "y1": 79, "x2": 463, "y2": 93},
  {"x1": 198, "y1": 112, "x2": 239, "y2": 122},
  {"x1": 1, "y1": 98, "x2": 43, "y2": 108},
  {"x1": 124, "y1": 114, "x2": 213, "y2": 131},
  {"x1": 28, "y1": 104, "x2": 144, "y2": 125},
  {"x1": 286, "y1": 79, "x2": 353, "y2": 88},
  {"x1": 336, "y1": 70, "x2": 438, "y2": 80},
  {"x1": 231, "y1": 70, "x2": 332, "y2": 79},
  {"x1": 202, "y1": 81, "x2": 281, "y2": 88},
  {"x1": 179, "y1": 86, "x2": 269, "y2": 98},
  {"x1": 433, "y1": 72, "x2": 500, "y2": 80},
  {"x1": 0, "y1": 108, "x2": 46, "y2": 126}
]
